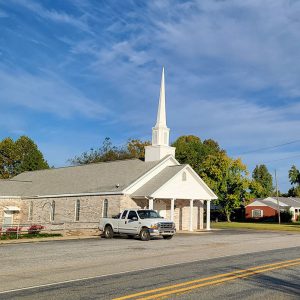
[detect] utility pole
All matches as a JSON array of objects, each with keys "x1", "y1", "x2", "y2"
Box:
[{"x1": 275, "y1": 169, "x2": 281, "y2": 224}]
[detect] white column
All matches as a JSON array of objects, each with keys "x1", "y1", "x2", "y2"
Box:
[
  {"x1": 199, "y1": 200, "x2": 204, "y2": 230},
  {"x1": 189, "y1": 199, "x2": 194, "y2": 232},
  {"x1": 170, "y1": 198, "x2": 175, "y2": 221},
  {"x1": 206, "y1": 200, "x2": 211, "y2": 230},
  {"x1": 149, "y1": 198, "x2": 154, "y2": 210}
]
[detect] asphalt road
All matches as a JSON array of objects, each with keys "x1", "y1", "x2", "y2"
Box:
[
  {"x1": 1, "y1": 230, "x2": 300, "y2": 299},
  {"x1": 1, "y1": 247, "x2": 300, "y2": 300}
]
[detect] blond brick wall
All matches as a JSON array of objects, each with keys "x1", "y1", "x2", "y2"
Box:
[{"x1": 1, "y1": 195, "x2": 206, "y2": 231}]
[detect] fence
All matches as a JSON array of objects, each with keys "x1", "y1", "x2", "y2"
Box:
[{"x1": 0, "y1": 221, "x2": 100, "y2": 239}]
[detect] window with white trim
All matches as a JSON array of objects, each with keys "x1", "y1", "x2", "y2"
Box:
[
  {"x1": 252, "y1": 209, "x2": 263, "y2": 218},
  {"x1": 75, "y1": 199, "x2": 80, "y2": 221}
]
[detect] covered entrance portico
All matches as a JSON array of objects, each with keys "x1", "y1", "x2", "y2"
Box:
[
  {"x1": 131, "y1": 164, "x2": 217, "y2": 231},
  {"x1": 147, "y1": 197, "x2": 211, "y2": 231}
]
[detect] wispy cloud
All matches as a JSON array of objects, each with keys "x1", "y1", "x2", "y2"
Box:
[
  {"x1": 0, "y1": 68, "x2": 108, "y2": 119},
  {"x1": 11, "y1": 0, "x2": 90, "y2": 32}
]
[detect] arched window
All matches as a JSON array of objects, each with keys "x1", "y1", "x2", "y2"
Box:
[
  {"x1": 28, "y1": 201, "x2": 33, "y2": 221},
  {"x1": 103, "y1": 199, "x2": 108, "y2": 218},
  {"x1": 51, "y1": 200, "x2": 56, "y2": 222},
  {"x1": 182, "y1": 172, "x2": 187, "y2": 181},
  {"x1": 75, "y1": 199, "x2": 80, "y2": 221}
]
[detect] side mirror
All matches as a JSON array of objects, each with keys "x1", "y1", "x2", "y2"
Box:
[{"x1": 132, "y1": 216, "x2": 138, "y2": 221}]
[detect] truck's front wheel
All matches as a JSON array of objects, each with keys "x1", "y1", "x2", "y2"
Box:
[
  {"x1": 104, "y1": 225, "x2": 114, "y2": 239},
  {"x1": 139, "y1": 228, "x2": 150, "y2": 241}
]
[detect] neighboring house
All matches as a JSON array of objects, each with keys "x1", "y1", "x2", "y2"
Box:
[
  {"x1": 0, "y1": 69, "x2": 217, "y2": 231},
  {"x1": 246, "y1": 197, "x2": 300, "y2": 221}
]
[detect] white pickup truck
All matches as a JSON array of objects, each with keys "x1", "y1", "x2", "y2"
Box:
[{"x1": 99, "y1": 209, "x2": 176, "y2": 241}]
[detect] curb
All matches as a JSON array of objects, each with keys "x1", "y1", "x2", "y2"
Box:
[{"x1": 0, "y1": 235, "x2": 100, "y2": 245}]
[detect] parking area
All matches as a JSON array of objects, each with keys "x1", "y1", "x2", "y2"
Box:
[{"x1": 1, "y1": 230, "x2": 300, "y2": 293}]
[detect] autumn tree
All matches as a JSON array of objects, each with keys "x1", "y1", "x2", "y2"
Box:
[
  {"x1": 0, "y1": 136, "x2": 49, "y2": 178},
  {"x1": 70, "y1": 138, "x2": 150, "y2": 165},
  {"x1": 172, "y1": 135, "x2": 249, "y2": 221},
  {"x1": 199, "y1": 152, "x2": 250, "y2": 221},
  {"x1": 250, "y1": 164, "x2": 273, "y2": 198}
]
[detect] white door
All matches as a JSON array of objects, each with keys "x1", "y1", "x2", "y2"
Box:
[
  {"x1": 154, "y1": 200, "x2": 167, "y2": 218},
  {"x1": 3, "y1": 211, "x2": 13, "y2": 228},
  {"x1": 123, "y1": 210, "x2": 140, "y2": 234}
]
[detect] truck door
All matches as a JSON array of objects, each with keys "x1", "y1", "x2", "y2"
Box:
[
  {"x1": 118, "y1": 210, "x2": 128, "y2": 232},
  {"x1": 123, "y1": 210, "x2": 139, "y2": 234}
]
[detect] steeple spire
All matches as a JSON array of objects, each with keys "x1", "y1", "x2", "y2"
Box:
[
  {"x1": 155, "y1": 67, "x2": 167, "y2": 128},
  {"x1": 144, "y1": 67, "x2": 176, "y2": 162}
]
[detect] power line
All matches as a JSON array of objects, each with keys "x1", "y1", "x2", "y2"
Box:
[{"x1": 238, "y1": 139, "x2": 300, "y2": 155}]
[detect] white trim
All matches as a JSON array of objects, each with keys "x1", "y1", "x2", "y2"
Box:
[
  {"x1": 123, "y1": 155, "x2": 180, "y2": 194},
  {"x1": 252, "y1": 209, "x2": 263, "y2": 218},
  {"x1": 150, "y1": 165, "x2": 217, "y2": 200}
]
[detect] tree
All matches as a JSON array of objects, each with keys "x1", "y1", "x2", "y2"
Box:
[
  {"x1": 288, "y1": 165, "x2": 300, "y2": 197},
  {"x1": 199, "y1": 152, "x2": 250, "y2": 221},
  {"x1": 70, "y1": 138, "x2": 150, "y2": 165},
  {"x1": 127, "y1": 139, "x2": 151, "y2": 160},
  {"x1": 0, "y1": 136, "x2": 49, "y2": 178},
  {"x1": 172, "y1": 135, "x2": 224, "y2": 174},
  {"x1": 251, "y1": 165, "x2": 273, "y2": 198}
]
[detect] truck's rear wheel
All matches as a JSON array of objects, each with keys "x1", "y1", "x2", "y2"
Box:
[
  {"x1": 163, "y1": 235, "x2": 173, "y2": 240},
  {"x1": 104, "y1": 225, "x2": 114, "y2": 239},
  {"x1": 139, "y1": 228, "x2": 150, "y2": 241}
]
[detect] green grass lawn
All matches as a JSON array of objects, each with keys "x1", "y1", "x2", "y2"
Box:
[{"x1": 212, "y1": 222, "x2": 300, "y2": 232}]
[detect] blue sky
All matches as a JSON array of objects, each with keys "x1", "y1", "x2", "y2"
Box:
[{"x1": 0, "y1": 0, "x2": 300, "y2": 192}]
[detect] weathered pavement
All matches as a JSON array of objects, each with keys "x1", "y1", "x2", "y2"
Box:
[{"x1": 0, "y1": 230, "x2": 299, "y2": 299}]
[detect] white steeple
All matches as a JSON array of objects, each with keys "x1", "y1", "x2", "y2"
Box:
[
  {"x1": 145, "y1": 68, "x2": 175, "y2": 162},
  {"x1": 155, "y1": 67, "x2": 167, "y2": 128}
]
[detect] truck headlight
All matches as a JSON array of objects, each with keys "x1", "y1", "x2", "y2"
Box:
[
  {"x1": 150, "y1": 223, "x2": 159, "y2": 229},
  {"x1": 172, "y1": 223, "x2": 176, "y2": 229}
]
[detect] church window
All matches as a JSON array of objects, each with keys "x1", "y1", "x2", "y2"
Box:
[
  {"x1": 103, "y1": 199, "x2": 108, "y2": 218},
  {"x1": 51, "y1": 200, "x2": 56, "y2": 222},
  {"x1": 182, "y1": 172, "x2": 187, "y2": 181},
  {"x1": 28, "y1": 201, "x2": 33, "y2": 221},
  {"x1": 75, "y1": 199, "x2": 80, "y2": 221}
]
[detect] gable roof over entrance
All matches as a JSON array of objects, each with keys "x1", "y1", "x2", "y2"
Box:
[{"x1": 132, "y1": 165, "x2": 217, "y2": 200}]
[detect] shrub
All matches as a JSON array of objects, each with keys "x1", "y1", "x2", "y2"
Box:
[
  {"x1": 281, "y1": 211, "x2": 293, "y2": 223},
  {"x1": 6, "y1": 227, "x2": 22, "y2": 237},
  {"x1": 28, "y1": 224, "x2": 44, "y2": 235}
]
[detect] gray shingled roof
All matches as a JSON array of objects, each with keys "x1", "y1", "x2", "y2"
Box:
[
  {"x1": 252, "y1": 197, "x2": 300, "y2": 209},
  {"x1": 0, "y1": 159, "x2": 161, "y2": 197},
  {"x1": 132, "y1": 165, "x2": 186, "y2": 197}
]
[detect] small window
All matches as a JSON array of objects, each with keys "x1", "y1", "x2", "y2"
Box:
[
  {"x1": 28, "y1": 201, "x2": 33, "y2": 221},
  {"x1": 128, "y1": 211, "x2": 138, "y2": 220},
  {"x1": 103, "y1": 199, "x2": 108, "y2": 218},
  {"x1": 252, "y1": 209, "x2": 263, "y2": 218},
  {"x1": 182, "y1": 172, "x2": 187, "y2": 181},
  {"x1": 75, "y1": 199, "x2": 80, "y2": 221},
  {"x1": 51, "y1": 200, "x2": 56, "y2": 222},
  {"x1": 121, "y1": 210, "x2": 128, "y2": 219}
]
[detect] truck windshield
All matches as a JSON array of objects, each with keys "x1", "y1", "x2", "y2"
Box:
[{"x1": 137, "y1": 210, "x2": 162, "y2": 219}]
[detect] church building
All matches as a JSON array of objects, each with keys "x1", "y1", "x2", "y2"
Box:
[{"x1": 0, "y1": 69, "x2": 217, "y2": 232}]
